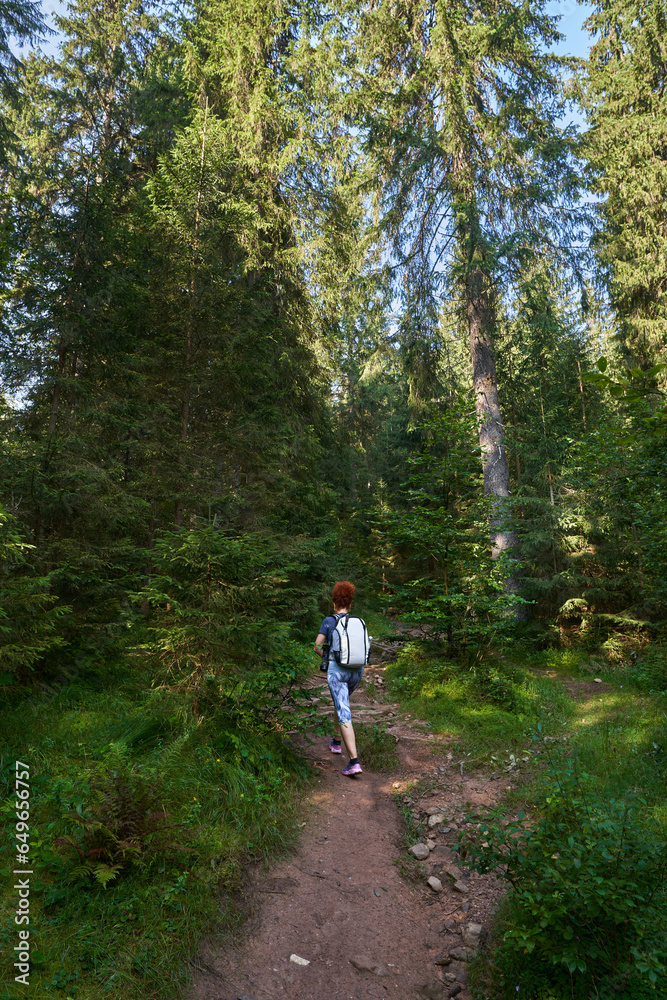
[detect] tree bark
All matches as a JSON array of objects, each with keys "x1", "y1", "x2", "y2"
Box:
[
  {"x1": 348, "y1": 331, "x2": 357, "y2": 504},
  {"x1": 465, "y1": 260, "x2": 518, "y2": 566},
  {"x1": 576, "y1": 356, "x2": 587, "y2": 430},
  {"x1": 450, "y1": 129, "x2": 518, "y2": 576}
]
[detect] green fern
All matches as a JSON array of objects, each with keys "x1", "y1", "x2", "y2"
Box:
[{"x1": 92, "y1": 863, "x2": 123, "y2": 888}]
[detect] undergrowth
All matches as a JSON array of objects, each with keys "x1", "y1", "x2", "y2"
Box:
[
  {"x1": 0, "y1": 656, "x2": 320, "y2": 999},
  {"x1": 463, "y1": 763, "x2": 667, "y2": 993},
  {"x1": 384, "y1": 641, "x2": 573, "y2": 758},
  {"x1": 387, "y1": 640, "x2": 667, "y2": 999}
]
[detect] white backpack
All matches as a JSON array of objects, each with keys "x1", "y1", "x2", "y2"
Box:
[{"x1": 330, "y1": 613, "x2": 371, "y2": 667}]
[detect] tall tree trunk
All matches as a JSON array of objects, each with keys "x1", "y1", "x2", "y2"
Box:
[
  {"x1": 576, "y1": 356, "x2": 587, "y2": 430},
  {"x1": 465, "y1": 258, "x2": 518, "y2": 567},
  {"x1": 508, "y1": 349, "x2": 521, "y2": 480},
  {"x1": 47, "y1": 154, "x2": 94, "y2": 442},
  {"x1": 539, "y1": 384, "x2": 558, "y2": 575},
  {"x1": 452, "y1": 138, "x2": 518, "y2": 576}
]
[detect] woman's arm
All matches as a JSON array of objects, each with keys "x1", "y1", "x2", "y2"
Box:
[{"x1": 314, "y1": 632, "x2": 327, "y2": 655}]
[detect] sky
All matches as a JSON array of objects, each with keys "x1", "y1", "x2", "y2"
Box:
[
  {"x1": 547, "y1": 0, "x2": 594, "y2": 61},
  {"x1": 30, "y1": 0, "x2": 595, "y2": 61},
  {"x1": 546, "y1": 1, "x2": 595, "y2": 130}
]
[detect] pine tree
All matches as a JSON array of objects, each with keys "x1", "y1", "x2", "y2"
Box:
[
  {"x1": 582, "y1": 0, "x2": 667, "y2": 365},
  {"x1": 0, "y1": 0, "x2": 190, "y2": 659},
  {"x1": 0, "y1": 0, "x2": 47, "y2": 148},
  {"x1": 494, "y1": 265, "x2": 592, "y2": 616},
  {"x1": 339, "y1": 0, "x2": 581, "y2": 577}
]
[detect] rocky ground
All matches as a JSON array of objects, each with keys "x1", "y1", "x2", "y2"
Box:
[{"x1": 187, "y1": 658, "x2": 519, "y2": 1000}]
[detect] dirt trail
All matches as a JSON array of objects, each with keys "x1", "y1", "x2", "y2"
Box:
[{"x1": 189, "y1": 668, "x2": 511, "y2": 1000}]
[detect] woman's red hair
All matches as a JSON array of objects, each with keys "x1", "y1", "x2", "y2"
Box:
[{"x1": 332, "y1": 580, "x2": 355, "y2": 609}]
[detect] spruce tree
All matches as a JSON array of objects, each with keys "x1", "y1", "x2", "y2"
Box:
[
  {"x1": 582, "y1": 0, "x2": 667, "y2": 364},
  {"x1": 339, "y1": 0, "x2": 581, "y2": 575},
  {"x1": 0, "y1": 0, "x2": 47, "y2": 148},
  {"x1": 0, "y1": 0, "x2": 188, "y2": 658}
]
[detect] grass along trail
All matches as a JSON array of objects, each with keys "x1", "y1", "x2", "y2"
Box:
[
  {"x1": 187, "y1": 666, "x2": 514, "y2": 1000},
  {"x1": 188, "y1": 643, "x2": 667, "y2": 1000}
]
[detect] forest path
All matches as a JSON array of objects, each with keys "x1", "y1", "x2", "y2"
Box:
[{"x1": 188, "y1": 667, "x2": 510, "y2": 1000}]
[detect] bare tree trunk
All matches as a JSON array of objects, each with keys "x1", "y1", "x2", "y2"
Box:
[
  {"x1": 465, "y1": 261, "x2": 518, "y2": 567},
  {"x1": 47, "y1": 340, "x2": 68, "y2": 438},
  {"x1": 451, "y1": 133, "x2": 519, "y2": 587},
  {"x1": 539, "y1": 385, "x2": 558, "y2": 575},
  {"x1": 576, "y1": 356, "x2": 587, "y2": 430},
  {"x1": 47, "y1": 153, "x2": 94, "y2": 442},
  {"x1": 538, "y1": 386, "x2": 555, "y2": 506}
]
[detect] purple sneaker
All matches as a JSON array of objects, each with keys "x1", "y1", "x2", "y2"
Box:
[
  {"x1": 329, "y1": 739, "x2": 342, "y2": 754},
  {"x1": 342, "y1": 761, "x2": 362, "y2": 777}
]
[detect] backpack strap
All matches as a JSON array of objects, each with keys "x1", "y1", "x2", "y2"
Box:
[{"x1": 329, "y1": 612, "x2": 347, "y2": 665}]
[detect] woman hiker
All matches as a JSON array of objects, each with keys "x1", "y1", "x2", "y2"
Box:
[{"x1": 314, "y1": 580, "x2": 363, "y2": 776}]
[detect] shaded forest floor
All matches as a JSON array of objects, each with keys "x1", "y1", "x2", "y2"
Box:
[{"x1": 2, "y1": 638, "x2": 666, "y2": 1000}]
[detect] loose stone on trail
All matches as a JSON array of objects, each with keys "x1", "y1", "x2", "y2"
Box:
[
  {"x1": 462, "y1": 922, "x2": 485, "y2": 949},
  {"x1": 350, "y1": 955, "x2": 376, "y2": 972},
  {"x1": 427, "y1": 876, "x2": 443, "y2": 892},
  {"x1": 428, "y1": 812, "x2": 446, "y2": 827},
  {"x1": 431, "y1": 845, "x2": 456, "y2": 862},
  {"x1": 419, "y1": 982, "x2": 447, "y2": 999},
  {"x1": 410, "y1": 842, "x2": 430, "y2": 859},
  {"x1": 289, "y1": 954, "x2": 310, "y2": 965},
  {"x1": 435, "y1": 861, "x2": 463, "y2": 882},
  {"x1": 350, "y1": 955, "x2": 391, "y2": 976},
  {"x1": 449, "y1": 960, "x2": 468, "y2": 983},
  {"x1": 449, "y1": 945, "x2": 476, "y2": 961}
]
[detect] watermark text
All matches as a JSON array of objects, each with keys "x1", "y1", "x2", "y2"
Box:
[{"x1": 13, "y1": 761, "x2": 32, "y2": 986}]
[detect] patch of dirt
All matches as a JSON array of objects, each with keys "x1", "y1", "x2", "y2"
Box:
[
  {"x1": 188, "y1": 672, "x2": 511, "y2": 1000},
  {"x1": 560, "y1": 677, "x2": 613, "y2": 699},
  {"x1": 529, "y1": 668, "x2": 612, "y2": 700}
]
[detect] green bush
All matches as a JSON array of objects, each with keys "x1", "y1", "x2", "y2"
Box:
[
  {"x1": 388, "y1": 642, "x2": 519, "y2": 710},
  {"x1": 624, "y1": 647, "x2": 667, "y2": 693},
  {"x1": 0, "y1": 683, "x2": 313, "y2": 999},
  {"x1": 0, "y1": 504, "x2": 71, "y2": 681},
  {"x1": 478, "y1": 914, "x2": 667, "y2": 1000},
  {"x1": 461, "y1": 764, "x2": 667, "y2": 989}
]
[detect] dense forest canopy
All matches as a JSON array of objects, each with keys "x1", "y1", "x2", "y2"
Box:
[
  {"x1": 0, "y1": 0, "x2": 664, "y2": 676},
  {"x1": 1, "y1": 1, "x2": 667, "y2": 998}
]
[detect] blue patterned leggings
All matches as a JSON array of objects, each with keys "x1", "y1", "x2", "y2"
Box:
[{"x1": 327, "y1": 660, "x2": 364, "y2": 725}]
